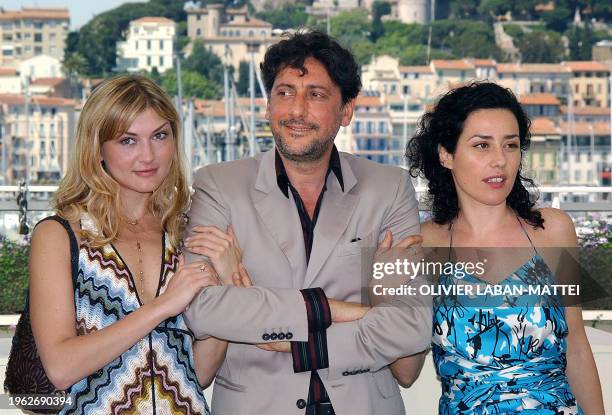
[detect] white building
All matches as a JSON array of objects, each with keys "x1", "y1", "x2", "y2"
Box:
[
  {"x1": 186, "y1": 5, "x2": 275, "y2": 72},
  {"x1": 116, "y1": 17, "x2": 176, "y2": 73},
  {"x1": 19, "y1": 54, "x2": 63, "y2": 80}
]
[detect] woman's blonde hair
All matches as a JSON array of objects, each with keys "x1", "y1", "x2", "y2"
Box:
[{"x1": 53, "y1": 74, "x2": 189, "y2": 248}]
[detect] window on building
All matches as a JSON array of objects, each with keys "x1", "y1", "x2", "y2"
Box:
[
  {"x1": 160, "y1": 56, "x2": 164, "y2": 66},
  {"x1": 574, "y1": 171, "x2": 581, "y2": 181},
  {"x1": 160, "y1": 40, "x2": 164, "y2": 49},
  {"x1": 196, "y1": 28, "x2": 201, "y2": 36},
  {"x1": 147, "y1": 40, "x2": 151, "y2": 50},
  {"x1": 379, "y1": 122, "x2": 386, "y2": 134},
  {"x1": 197, "y1": 15, "x2": 201, "y2": 20},
  {"x1": 367, "y1": 121, "x2": 374, "y2": 134},
  {"x1": 34, "y1": 33, "x2": 42, "y2": 42},
  {"x1": 50, "y1": 32, "x2": 56, "y2": 41},
  {"x1": 353, "y1": 121, "x2": 361, "y2": 134},
  {"x1": 50, "y1": 141, "x2": 56, "y2": 158},
  {"x1": 2, "y1": 49, "x2": 13, "y2": 56},
  {"x1": 34, "y1": 46, "x2": 42, "y2": 54},
  {"x1": 147, "y1": 56, "x2": 151, "y2": 66},
  {"x1": 575, "y1": 84, "x2": 579, "y2": 93},
  {"x1": 34, "y1": 21, "x2": 43, "y2": 29}
]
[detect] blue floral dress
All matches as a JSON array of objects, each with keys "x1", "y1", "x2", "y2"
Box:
[{"x1": 431, "y1": 220, "x2": 583, "y2": 415}]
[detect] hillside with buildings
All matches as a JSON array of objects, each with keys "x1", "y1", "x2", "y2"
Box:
[{"x1": 0, "y1": 0, "x2": 610, "y2": 189}]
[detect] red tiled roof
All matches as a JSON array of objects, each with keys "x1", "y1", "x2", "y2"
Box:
[
  {"x1": 497, "y1": 63, "x2": 569, "y2": 73},
  {"x1": 0, "y1": 68, "x2": 18, "y2": 76},
  {"x1": 558, "y1": 121, "x2": 610, "y2": 135},
  {"x1": 563, "y1": 61, "x2": 609, "y2": 72},
  {"x1": 559, "y1": 105, "x2": 611, "y2": 116},
  {"x1": 0, "y1": 94, "x2": 76, "y2": 106},
  {"x1": 224, "y1": 17, "x2": 271, "y2": 28},
  {"x1": 531, "y1": 117, "x2": 559, "y2": 135},
  {"x1": 355, "y1": 95, "x2": 383, "y2": 107},
  {"x1": 399, "y1": 65, "x2": 432, "y2": 74},
  {"x1": 431, "y1": 59, "x2": 474, "y2": 70},
  {"x1": 519, "y1": 93, "x2": 560, "y2": 105},
  {"x1": 30, "y1": 77, "x2": 66, "y2": 87},
  {"x1": 132, "y1": 17, "x2": 175, "y2": 25},
  {"x1": 0, "y1": 7, "x2": 69, "y2": 21}
]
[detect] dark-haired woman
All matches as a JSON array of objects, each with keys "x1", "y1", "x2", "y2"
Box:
[{"x1": 393, "y1": 82, "x2": 604, "y2": 414}]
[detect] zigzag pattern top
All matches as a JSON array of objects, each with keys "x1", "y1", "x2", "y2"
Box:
[{"x1": 60, "y1": 214, "x2": 210, "y2": 415}]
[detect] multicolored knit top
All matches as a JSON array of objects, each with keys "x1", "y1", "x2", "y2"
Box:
[{"x1": 60, "y1": 214, "x2": 209, "y2": 415}]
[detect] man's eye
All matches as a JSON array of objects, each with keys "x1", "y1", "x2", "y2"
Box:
[{"x1": 120, "y1": 137, "x2": 136, "y2": 145}]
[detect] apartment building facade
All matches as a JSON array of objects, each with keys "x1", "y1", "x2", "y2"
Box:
[
  {"x1": 563, "y1": 61, "x2": 610, "y2": 108},
  {"x1": 186, "y1": 5, "x2": 275, "y2": 71},
  {"x1": 0, "y1": 94, "x2": 77, "y2": 184},
  {"x1": 0, "y1": 7, "x2": 69, "y2": 67},
  {"x1": 116, "y1": 17, "x2": 176, "y2": 73}
]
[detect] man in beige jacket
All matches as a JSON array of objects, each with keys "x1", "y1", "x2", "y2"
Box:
[{"x1": 183, "y1": 30, "x2": 431, "y2": 415}]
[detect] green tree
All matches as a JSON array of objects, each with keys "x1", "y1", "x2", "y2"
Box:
[
  {"x1": 568, "y1": 24, "x2": 593, "y2": 60},
  {"x1": 518, "y1": 30, "x2": 566, "y2": 63},
  {"x1": 0, "y1": 236, "x2": 30, "y2": 314},
  {"x1": 237, "y1": 60, "x2": 250, "y2": 96},
  {"x1": 183, "y1": 40, "x2": 225, "y2": 85},
  {"x1": 65, "y1": 0, "x2": 187, "y2": 76},
  {"x1": 330, "y1": 9, "x2": 372, "y2": 47},
  {"x1": 371, "y1": 1, "x2": 391, "y2": 41},
  {"x1": 539, "y1": 4, "x2": 572, "y2": 32},
  {"x1": 161, "y1": 70, "x2": 220, "y2": 99},
  {"x1": 255, "y1": 3, "x2": 308, "y2": 30},
  {"x1": 477, "y1": 0, "x2": 512, "y2": 20},
  {"x1": 448, "y1": 0, "x2": 479, "y2": 19}
]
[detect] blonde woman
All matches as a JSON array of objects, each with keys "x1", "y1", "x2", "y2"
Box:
[{"x1": 30, "y1": 75, "x2": 224, "y2": 414}]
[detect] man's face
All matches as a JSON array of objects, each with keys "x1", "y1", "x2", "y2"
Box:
[{"x1": 266, "y1": 57, "x2": 355, "y2": 163}]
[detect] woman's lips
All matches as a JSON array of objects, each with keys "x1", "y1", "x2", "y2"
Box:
[
  {"x1": 134, "y1": 168, "x2": 158, "y2": 177},
  {"x1": 483, "y1": 175, "x2": 506, "y2": 189}
]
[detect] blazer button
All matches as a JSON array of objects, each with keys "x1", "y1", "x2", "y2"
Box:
[
  {"x1": 286, "y1": 332, "x2": 293, "y2": 340},
  {"x1": 296, "y1": 399, "x2": 307, "y2": 409},
  {"x1": 262, "y1": 333, "x2": 270, "y2": 341},
  {"x1": 342, "y1": 371, "x2": 349, "y2": 376},
  {"x1": 278, "y1": 333, "x2": 286, "y2": 340},
  {"x1": 270, "y1": 333, "x2": 278, "y2": 340}
]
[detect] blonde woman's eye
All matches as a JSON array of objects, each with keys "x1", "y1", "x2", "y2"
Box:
[
  {"x1": 120, "y1": 137, "x2": 136, "y2": 145},
  {"x1": 154, "y1": 131, "x2": 168, "y2": 140}
]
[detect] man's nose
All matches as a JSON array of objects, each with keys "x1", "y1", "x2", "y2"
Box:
[{"x1": 288, "y1": 93, "x2": 307, "y2": 118}]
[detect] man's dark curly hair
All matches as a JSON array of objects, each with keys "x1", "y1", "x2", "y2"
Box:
[
  {"x1": 407, "y1": 81, "x2": 544, "y2": 228},
  {"x1": 260, "y1": 30, "x2": 361, "y2": 105}
]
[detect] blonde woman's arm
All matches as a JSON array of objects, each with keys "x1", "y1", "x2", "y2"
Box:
[{"x1": 30, "y1": 220, "x2": 219, "y2": 390}]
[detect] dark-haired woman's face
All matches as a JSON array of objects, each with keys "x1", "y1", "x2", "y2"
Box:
[{"x1": 439, "y1": 108, "x2": 521, "y2": 209}]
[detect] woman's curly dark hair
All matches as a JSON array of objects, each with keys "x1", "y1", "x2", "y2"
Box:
[{"x1": 407, "y1": 81, "x2": 544, "y2": 228}]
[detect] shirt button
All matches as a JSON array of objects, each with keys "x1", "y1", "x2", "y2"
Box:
[
  {"x1": 342, "y1": 371, "x2": 349, "y2": 376},
  {"x1": 296, "y1": 399, "x2": 307, "y2": 409},
  {"x1": 270, "y1": 333, "x2": 278, "y2": 340},
  {"x1": 278, "y1": 333, "x2": 286, "y2": 340},
  {"x1": 286, "y1": 332, "x2": 293, "y2": 340},
  {"x1": 262, "y1": 333, "x2": 270, "y2": 341}
]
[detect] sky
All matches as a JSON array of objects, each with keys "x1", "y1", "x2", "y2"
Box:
[{"x1": 1, "y1": 0, "x2": 147, "y2": 30}]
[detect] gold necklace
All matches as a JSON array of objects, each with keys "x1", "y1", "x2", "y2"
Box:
[{"x1": 125, "y1": 217, "x2": 146, "y2": 297}]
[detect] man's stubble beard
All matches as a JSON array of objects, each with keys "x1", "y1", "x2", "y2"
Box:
[{"x1": 273, "y1": 125, "x2": 340, "y2": 163}]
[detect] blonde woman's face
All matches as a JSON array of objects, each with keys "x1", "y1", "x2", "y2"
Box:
[{"x1": 100, "y1": 107, "x2": 174, "y2": 197}]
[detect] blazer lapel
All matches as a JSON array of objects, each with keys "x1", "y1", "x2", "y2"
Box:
[
  {"x1": 304, "y1": 153, "x2": 358, "y2": 287},
  {"x1": 252, "y1": 150, "x2": 307, "y2": 287}
]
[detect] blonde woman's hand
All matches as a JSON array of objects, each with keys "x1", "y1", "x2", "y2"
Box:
[
  {"x1": 185, "y1": 225, "x2": 242, "y2": 284},
  {"x1": 231, "y1": 264, "x2": 253, "y2": 288},
  {"x1": 156, "y1": 255, "x2": 221, "y2": 317}
]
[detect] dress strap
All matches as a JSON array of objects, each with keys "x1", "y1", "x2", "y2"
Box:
[
  {"x1": 515, "y1": 216, "x2": 538, "y2": 255},
  {"x1": 447, "y1": 221, "x2": 454, "y2": 261}
]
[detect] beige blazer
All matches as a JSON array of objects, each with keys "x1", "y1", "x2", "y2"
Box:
[{"x1": 183, "y1": 149, "x2": 432, "y2": 415}]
